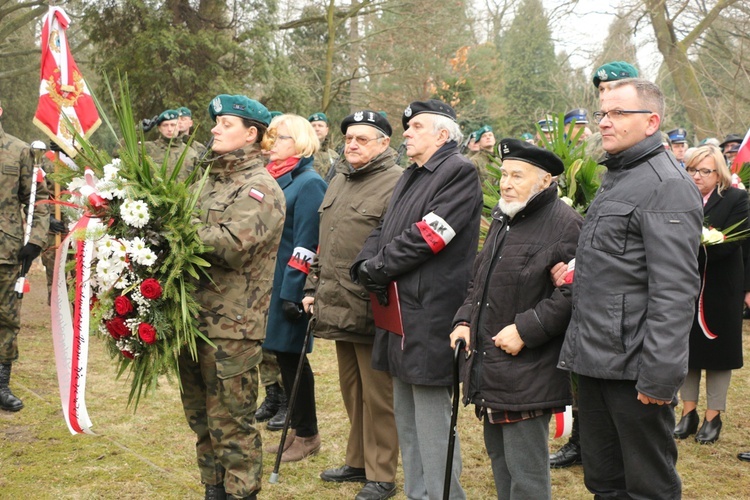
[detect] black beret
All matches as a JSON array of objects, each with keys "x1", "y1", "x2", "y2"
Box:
[
  {"x1": 402, "y1": 99, "x2": 457, "y2": 130},
  {"x1": 497, "y1": 138, "x2": 564, "y2": 176},
  {"x1": 341, "y1": 109, "x2": 393, "y2": 137},
  {"x1": 720, "y1": 134, "x2": 743, "y2": 149}
]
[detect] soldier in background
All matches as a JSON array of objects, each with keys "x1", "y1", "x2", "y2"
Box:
[
  {"x1": 536, "y1": 117, "x2": 555, "y2": 146},
  {"x1": 144, "y1": 109, "x2": 199, "y2": 182},
  {"x1": 177, "y1": 106, "x2": 207, "y2": 158},
  {"x1": 308, "y1": 112, "x2": 340, "y2": 179},
  {"x1": 178, "y1": 95, "x2": 285, "y2": 500},
  {"x1": 667, "y1": 128, "x2": 689, "y2": 167},
  {"x1": 466, "y1": 131, "x2": 480, "y2": 153},
  {"x1": 469, "y1": 125, "x2": 496, "y2": 183},
  {"x1": 564, "y1": 109, "x2": 591, "y2": 145},
  {"x1": 0, "y1": 99, "x2": 50, "y2": 412}
]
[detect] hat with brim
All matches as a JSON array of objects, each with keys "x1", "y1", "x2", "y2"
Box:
[
  {"x1": 402, "y1": 99, "x2": 457, "y2": 130},
  {"x1": 564, "y1": 108, "x2": 589, "y2": 125},
  {"x1": 720, "y1": 134, "x2": 743, "y2": 149},
  {"x1": 208, "y1": 94, "x2": 271, "y2": 126},
  {"x1": 667, "y1": 128, "x2": 688, "y2": 144},
  {"x1": 498, "y1": 138, "x2": 564, "y2": 176},
  {"x1": 341, "y1": 109, "x2": 393, "y2": 137}
]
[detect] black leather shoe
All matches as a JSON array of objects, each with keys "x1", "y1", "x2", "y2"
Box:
[
  {"x1": 673, "y1": 409, "x2": 699, "y2": 439},
  {"x1": 205, "y1": 484, "x2": 226, "y2": 500},
  {"x1": 320, "y1": 464, "x2": 367, "y2": 483},
  {"x1": 549, "y1": 441, "x2": 582, "y2": 468},
  {"x1": 355, "y1": 481, "x2": 397, "y2": 500},
  {"x1": 266, "y1": 402, "x2": 288, "y2": 431},
  {"x1": 695, "y1": 414, "x2": 722, "y2": 444},
  {"x1": 255, "y1": 383, "x2": 282, "y2": 422},
  {"x1": 738, "y1": 452, "x2": 750, "y2": 462}
]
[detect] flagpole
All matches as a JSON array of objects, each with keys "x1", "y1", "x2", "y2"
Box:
[{"x1": 54, "y1": 152, "x2": 62, "y2": 247}]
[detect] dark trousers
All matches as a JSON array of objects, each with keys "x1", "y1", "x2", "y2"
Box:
[
  {"x1": 273, "y1": 350, "x2": 318, "y2": 437},
  {"x1": 578, "y1": 375, "x2": 680, "y2": 500}
]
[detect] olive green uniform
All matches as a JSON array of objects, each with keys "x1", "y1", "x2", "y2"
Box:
[
  {"x1": 469, "y1": 149, "x2": 495, "y2": 185},
  {"x1": 0, "y1": 123, "x2": 49, "y2": 363},
  {"x1": 312, "y1": 138, "x2": 342, "y2": 180},
  {"x1": 180, "y1": 132, "x2": 208, "y2": 159},
  {"x1": 178, "y1": 144, "x2": 285, "y2": 497},
  {"x1": 143, "y1": 136, "x2": 199, "y2": 183}
]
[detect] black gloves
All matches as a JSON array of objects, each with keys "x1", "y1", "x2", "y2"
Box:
[
  {"x1": 49, "y1": 217, "x2": 67, "y2": 234},
  {"x1": 49, "y1": 140, "x2": 63, "y2": 153},
  {"x1": 18, "y1": 243, "x2": 42, "y2": 274},
  {"x1": 356, "y1": 260, "x2": 389, "y2": 306},
  {"x1": 282, "y1": 300, "x2": 304, "y2": 321}
]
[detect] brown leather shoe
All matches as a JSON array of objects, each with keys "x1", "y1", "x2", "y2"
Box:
[
  {"x1": 281, "y1": 434, "x2": 321, "y2": 462},
  {"x1": 264, "y1": 429, "x2": 296, "y2": 454}
]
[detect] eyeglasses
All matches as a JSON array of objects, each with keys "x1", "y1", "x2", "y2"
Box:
[
  {"x1": 592, "y1": 109, "x2": 652, "y2": 123},
  {"x1": 685, "y1": 167, "x2": 717, "y2": 177},
  {"x1": 344, "y1": 135, "x2": 380, "y2": 146},
  {"x1": 273, "y1": 135, "x2": 294, "y2": 142}
]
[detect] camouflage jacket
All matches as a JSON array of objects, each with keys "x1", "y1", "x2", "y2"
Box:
[
  {"x1": 144, "y1": 136, "x2": 199, "y2": 183},
  {"x1": 195, "y1": 144, "x2": 286, "y2": 340},
  {"x1": 0, "y1": 123, "x2": 49, "y2": 264},
  {"x1": 180, "y1": 132, "x2": 208, "y2": 159},
  {"x1": 469, "y1": 149, "x2": 495, "y2": 184},
  {"x1": 312, "y1": 139, "x2": 341, "y2": 179}
]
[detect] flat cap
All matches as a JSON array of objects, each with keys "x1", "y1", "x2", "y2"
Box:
[
  {"x1": 308, "y1": 112, "x2": 328, "y2": 123},
  {"x1": 667, "y1": 128, "x2": 688, "y2": 144},
  {"x1": 340, "y1": 109, "x2": 393, "y2": 137},
  {"x1": 498, "y1": 138, "x2": 564, "y2": 176},
  {"x1": 208, "y1": 94, "x2": 271, "y2": 125},
  {"x1": 720, "y1": 134, "x2": 743, "y2": 149},
  {"x1": 402, "y1": 99, "x2": 456, "y2": 130},
  {"x1": 156, "y1": 109, "x2": 179, "y2": 124},
  {"x1": 564, "y1": 108, "x2": 589, "y2": 125},
  {"x1": 177, "y1": 106, "x2": 192, "y2": 117},
  {"x1": 592, "y1": 61, "x2": 639, "y2": 88}
]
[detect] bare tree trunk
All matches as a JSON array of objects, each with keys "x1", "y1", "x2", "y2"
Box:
[
  {"x1": 321, "y1": 0, "x2": 336, "y2": 112},
  {"x1": 348, "y1": 0, "x2": 361, "y2": 112}
]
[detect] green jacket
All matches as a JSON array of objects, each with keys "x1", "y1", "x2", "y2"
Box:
[
  {"x1": 144, "y1": 136, "x2": 199, "y2": 183},
  {"x1": 469, "y1": 149, "x2": 495, "y2": 184},
  {"x1": 195, "y1": 144, "x2": 285, "y2": 340},
  {"x1": 312, "y1": 138, "x2": 341, "y2": 180},
  {"x1": 0, "y1": 123, "x2": 49, "y2": 264},
  {"x1": 306, "y1": 147, "x2": 403, "y2": 343}
]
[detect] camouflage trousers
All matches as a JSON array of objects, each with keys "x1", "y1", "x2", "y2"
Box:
[
  {"x1": 259, "y1": 348, "x2": 282, "y2": 388},
  {"x1": 178, "y1": 338, "x2": 263, "y2": 497},
  {"x1": 0, "y1": 265, "x2": 22, "y2": 364}
]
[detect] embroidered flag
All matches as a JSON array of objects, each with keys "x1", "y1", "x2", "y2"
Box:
[
  {"x1": 33, "y1": 6, "x2": 101, "y2": 158},
  {"x1": 248, "y1": 188, "x2": 265, "y2": 202}
]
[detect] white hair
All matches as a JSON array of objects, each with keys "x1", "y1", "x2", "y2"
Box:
[{"x1": 430, "y1": 115, "x2": 463, "y2": 143}]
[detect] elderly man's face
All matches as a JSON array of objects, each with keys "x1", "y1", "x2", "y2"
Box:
[
  {"x1": 599, "y1": 85, "x2": 659, "y2": 155},
  {"x1": 344, "y1": 124, "x2": 390, "y2": 169},
  {"x1": 403, "y1": 114, "x2": 444, "y2": 166},
  {"x1": 479, "y1": 131, "x2": 495, "y2": 151},
  {"x1": 311, "y1": 120, "x2": 329, "y2": 142},
  {"x1": 499, "y1": 159, "x2": 550, "y2": 205},
  {"x1": 158, "y1": 119, "x2": 179, "y2": 139}
]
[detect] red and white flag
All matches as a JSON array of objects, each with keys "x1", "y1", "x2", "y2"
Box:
[
  {"x1": 33, "y1": 6, "x2": 100, "y2": 158},
  {"x1": 731, "y1": 128, "x2": 750, "y2": 173}
]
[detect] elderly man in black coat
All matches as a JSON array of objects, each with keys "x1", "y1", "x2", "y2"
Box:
[
  {"x1": 450, "y1": 139, "x2": 582, "y2": 499},
  {"x1": 353, "y1": 99, "x2": 483, "y2": 500}
]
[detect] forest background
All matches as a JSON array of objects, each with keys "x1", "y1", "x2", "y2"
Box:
[{"x1": 1, "y1": 0, "x2": 749, "y2": 150}]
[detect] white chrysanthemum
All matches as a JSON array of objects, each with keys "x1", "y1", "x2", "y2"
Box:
[
  {"x1": 134, "y1": 248, "x2": 157, "y2": 267},
  {"x1": 110, "y1": 240, "x2": 128, "y2": 259},
  {"x1": 103, "y1": 163, "x2": 120, "y2": 181},
  {"x1": 120, "y1": 199, "x2": 150, "y2": 228},
  {"x1": 128, "y1": 237, "x2": 147, "y2": 255},
  {"x1": 96, "y1": 236, "x2": 117, "y2": 257}
]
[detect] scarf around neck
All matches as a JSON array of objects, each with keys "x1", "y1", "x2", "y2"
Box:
[{"x1": 266, "y1": 156, "x2": 300, "y2": 179}]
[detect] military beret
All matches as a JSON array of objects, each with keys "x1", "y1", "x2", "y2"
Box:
[
  {"x1": 564, "y1": 108, "x2": 589, "y2": 125},
  {"x1": 727, "y1": 143, "x2": 741, "y2": 153},
  {"x1": 340, "y1": 109, "x2": 393, "y2": 137},
  {"x1": 402, "y1": 99, "x2": 457, "y2": 130},
  {"x1": 208, "y1": 94, "x2": 271, "y2": 126},
  {"x1": 698, "y1": 137, "x2": 720, "y2": 147},
  {"x1": 468, "y1": 131, "x2": 479, "y2": 142},
  {"x1": 156, "y1": 109, "x2": 179, "y2": 124},
  {"x1": 520, "y1": 132, "x2": 534, "y2": 141},
  {"x1": 498, "y1": 138, "x2": 564, "y2": 176},
  {"x1": 592, "y1": 61, "x2": 639, "y2": 88},
  {"x1": 269, "y1": 110, "x2": 283, "y2": 120},
  {"x1": 308, "y1": 112, "x2": 328, "y2": 123},
  {"x1": 177, "y1": 107, "x2": 192, "y2": 117},
  {"x1": 720, "y1": 134, "x2": 743, "y2": 149},
  {"x1": 667, "y1": 128, "x2": 688, "y2": 144},
  {"x1": 474, "y1": 125, "x2": 494, "y2": 138},
  {"x1": 537, "y1": 118, "x2": 555, "y2": 133}
]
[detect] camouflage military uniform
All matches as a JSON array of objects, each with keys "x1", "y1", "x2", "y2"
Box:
[
  {"x1": 178, "y1": 143, "x2": 285, "y2": 498},
  {"x1": 0, "y1": 123, "x2": 49, "y2": 363},
  {"x1": 469, "y1": 149, "x2": 495, "y2": 185},
  {"x1": 312, "y1": 138, "x2": 341, "y2": 180},
  {"x1": 143, "y1": 136, "x2": 199, "y2": 183},
  {"x1": 180, "y1": 132, "x2": 208, "y2": 159}
]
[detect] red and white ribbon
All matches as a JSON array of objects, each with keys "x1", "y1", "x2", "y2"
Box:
[
  {"x1": 553, "y1": 405, "x2": 573, "y2": 439},
  {"x1": 697, "y1": 247, "x2": 717, "y2": 340}
]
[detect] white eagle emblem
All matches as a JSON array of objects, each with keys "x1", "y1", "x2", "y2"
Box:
[
  {"x1": 597, "y1": 69, "x2": 608, "y2": 82},
  {"x1": 404, "y1": 106, "x2": 412, "y2": 117},
  {"x1": 212, "y1": 97, "x2": 223, "y2": 113},
  {"x1": 354, "y1": 111, "x2": 364, "y2": 122},
  {"x1": 502, "y1": 143, "x2": 510, "y2": 155}
]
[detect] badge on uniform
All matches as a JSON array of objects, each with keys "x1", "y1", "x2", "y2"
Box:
[
  {"x1": 248, "y1": 188, "x2": 265, "y2": 202},
  {"x1": 597, "y1": 69, "x2": 608, "y2": 82},
  {"x1": 212, "y1": 97, "x2": 222, "y2": 113},
  {"x1": 404, "y1": 106, "x2": 412, "y2": 117},
  {"x1": 354, "y1": 111, "x2": 364, "y2": 122}
]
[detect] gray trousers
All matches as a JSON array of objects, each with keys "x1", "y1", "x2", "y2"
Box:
[
  {"x1": 483, "y1": 414, "x2": 551, "y2": 500},
  {"x1": 392, "y1": 377, "x2": 465, "y2": 500},
  {"x1": 680, "y1": 368, "x2": 733, "y2": 411}
]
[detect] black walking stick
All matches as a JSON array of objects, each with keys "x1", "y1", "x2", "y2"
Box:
[
  {"x1": 269, "y1": 316, "x2": 316, "y2": 484},
  {"x1": 443, "y1": 338, "x2": 465, "y2": 500}
]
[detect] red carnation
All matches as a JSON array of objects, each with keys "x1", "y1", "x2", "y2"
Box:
[
  {"x1": 114, "y1": 295, "x2": 134, "y2": 316},
  {"x1": 140, "y1": 278, "x2": 163, "y2": 300},
  {"x1": 105, "y1": 317, "x2": 130, "y2": 339},
  {"x1": 121, "y1": 350, "x2": 135, "y2": 360},
  {"x1": 138, "y1": 322, "x2": 157, "y2": 345}
]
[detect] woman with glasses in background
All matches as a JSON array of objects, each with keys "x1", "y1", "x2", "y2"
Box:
[{"x1": 673, "y1": 144, "x2": 750, "y2": 444}]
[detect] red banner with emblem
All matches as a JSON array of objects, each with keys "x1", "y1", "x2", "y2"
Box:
[{"x1": 33, "y1": 6, "x2": 101, "y2": 158}]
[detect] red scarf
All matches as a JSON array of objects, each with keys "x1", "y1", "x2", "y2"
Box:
[{"x1": 266, "y1": 156, "x2": 300, "y2": 179}]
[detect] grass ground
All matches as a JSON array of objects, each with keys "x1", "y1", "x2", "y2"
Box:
[{"x1": 2, "y1": 266, "x2": 750, "y2": 498}]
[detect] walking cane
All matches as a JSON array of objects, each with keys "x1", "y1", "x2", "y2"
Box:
[
  {"x1": 269, "y1": 315, "x2": 316, "y2": 484},
  {"x1": 443, "y1": 338, "x2": 465, "y2": 500}
]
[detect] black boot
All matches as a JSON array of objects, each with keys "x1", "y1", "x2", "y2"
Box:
[
  {"x1": 267, "y1": 390, "x2": 288, "y2": 431},
  {"x1": 695, "y1": 414, "x2": 722, "y2": 444},
  {"x1": 205, "y1": 484, "x2": 226, "y2": 500},
  {"x1": 255, "y1": 383, "x2": 282, "y2": 422},
  {"x1": 0, "y1": 363, "x2": 23, "y2": 412},
  {"x1": 673, "y1": 409, "x2": 699, "y2": 439},
  {"x1": 550, "y1": 410, "x2": 581, "y2": 468}
]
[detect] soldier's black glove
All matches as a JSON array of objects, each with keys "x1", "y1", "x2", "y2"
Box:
[
  {"x1": 49, "y1": 141, "x2": 63, "y2": 153},
  {"x1": 50, "y1": 217, "x2": 66, "y2": 234},
  {"x1": 282, "y1": 300, "x2": 304, "y2": 321},
  {"x1": 18, "y1": 243, "x2": 42, "y2": 274}
]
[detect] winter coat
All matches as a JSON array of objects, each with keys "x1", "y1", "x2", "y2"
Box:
[
  {"x1": 355, "y1": 141, "x2": 483, "y2": 387},
  {"x1": 689, "y1": 187, "x2": 749, "y2": 370},
  {"x1": 306, "y1": 148, "x2": 403, "y2": 343},
  {"x1": 558, "y1": 133, "x2": 703, "y2": 401},
  {"x1": 195, "y1": 144, "x2": 285, "y2": 340},
  {"x1": 263, "y1": 156, "x2": 327, "y2": 353},
  {"x1": 453, "y1": 185, "x2": 582, "y2": 411}
]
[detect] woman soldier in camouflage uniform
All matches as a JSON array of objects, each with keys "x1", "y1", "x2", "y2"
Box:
[{"x1": 178, "y1": 95, "x2": 285, "y2": 500}]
